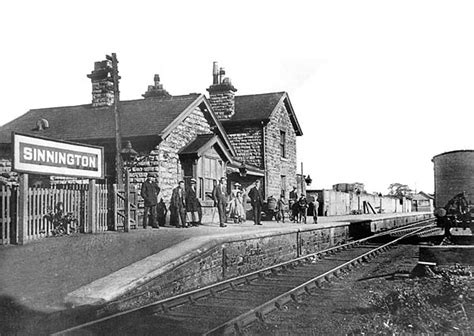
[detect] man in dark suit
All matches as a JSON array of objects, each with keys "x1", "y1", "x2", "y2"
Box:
[
  {"x1": 212, "y1": 177, "x2": 227, "y2": 227},
  {"x1": 248, "y1": 180, "x2": 264, "y2": 225},
  {"x1": 140, "y1": 173, "x2": 160, "y2": 229}
]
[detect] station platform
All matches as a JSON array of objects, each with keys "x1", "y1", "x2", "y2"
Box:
[{"x1": 0, "y1": 212, "x2": 432, "y2": 318}]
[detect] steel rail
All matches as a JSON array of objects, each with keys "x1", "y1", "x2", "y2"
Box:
[
  {"x1": 204, "y1": 224, "x2": 435, "y2": 336},
  {"x1": 53, "y1": 218, "x2": 435, "y2": 335}
]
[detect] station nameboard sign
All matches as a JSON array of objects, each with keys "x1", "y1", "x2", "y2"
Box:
[{"x1": 12, "y1": 133, "x2": 104, "y2": 179}]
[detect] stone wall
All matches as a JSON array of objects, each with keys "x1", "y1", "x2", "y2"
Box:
[
  {"x1": 299, "y1": 226, "x2": 348, "y2": 255},
  {"x1": 0, "y1": 153, "x2": 17, "y2": 186},
  {"x1": 264, "y1": 102, "x2": 297, "y2": 198},
  {"x1": 0, "y1": 155, "x2": 12, "y2": 174},
  {"x1": 88, "y1": 60, "x2": 115, "y2": 107},
  {"x1": 129, "y1": 106, "x2": 212, "y2": 205},
  {"x1": 222, "y1": 101, "x2": 297, "y2": 199},
  {"x1": 100, "y1": 224, "x2": 350, "y2": 313},
  {"x1": 225, "y1": 124, "x2": 263, "y2": 169},
  {"x1": 208, "y1": 90, "x2": 236, "y2": 121},
  {"x1": 108, "y1": 245, "x2": 224, "y2": 312},
  {"x1": 223, "y1": 233, "x2": 298, "y2": 277}
]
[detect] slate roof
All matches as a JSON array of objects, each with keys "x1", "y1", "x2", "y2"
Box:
[
  {"x1": 227, "y1": 92, "x2": 303, "y2": 135},
  {"x1": 179, "y1": 134, "x2": 216, "y2": 155},
  {"x1": 179, "y1": 134, "x2": 232, "y2": 163},
  {"x1": 0, "y1": 94, "x2": 202, "y2": 144},
  {"x1": 234, "y1": 92, "x2": 286, "y2": 121}
]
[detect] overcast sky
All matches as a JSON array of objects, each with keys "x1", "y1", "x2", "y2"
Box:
[{"x1": 1, "y1": 1, "x2": 473, "y2": 194}]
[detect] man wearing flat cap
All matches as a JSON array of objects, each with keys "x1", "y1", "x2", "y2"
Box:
[{"x1": 141, "y1": 173, "x2": 160, "y2": 229}]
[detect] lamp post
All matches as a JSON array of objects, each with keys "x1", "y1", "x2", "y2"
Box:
[{"x1": 120, "y1": 141, "x2": 138, "y2": 232}]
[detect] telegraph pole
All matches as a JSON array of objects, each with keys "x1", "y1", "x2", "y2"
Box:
[{"x1": 107, "y1": 53, "x2": 123, "y2": 187}]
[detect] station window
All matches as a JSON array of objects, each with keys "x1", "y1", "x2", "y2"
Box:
[
  {"x1": 199, "y1": 156, "x2": 223, "y2": 201},
  {"x1": 280, "y1": 130, "x2": 286, "y2": 158}
]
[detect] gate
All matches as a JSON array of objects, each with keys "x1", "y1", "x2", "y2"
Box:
[{"x1": 113, "y1": 184, "x2": 139, "y2": 231}]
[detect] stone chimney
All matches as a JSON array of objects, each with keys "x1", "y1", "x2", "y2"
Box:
[
  {"x1": 207, "y1": 62, "x2": 237, "y2": 121},
  {"x1": 142, "y1": 74, "x2": 171, "y2": 99},
  {"x1": 87, "y1": 60, "x2": 115, "y2": 107}
]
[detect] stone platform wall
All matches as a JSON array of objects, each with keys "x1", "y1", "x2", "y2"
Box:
[{"x1": 102, "y1": 224, "x2": 350, "y2": 313}]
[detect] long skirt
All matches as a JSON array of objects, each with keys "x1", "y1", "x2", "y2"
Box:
[{"x1": 229, "y1": 199, "x2": 246, "y2": 221}]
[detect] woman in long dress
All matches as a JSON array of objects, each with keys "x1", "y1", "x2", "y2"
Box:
[
  {"x1": 229, "y1": 183, "x2": 245, "y2": 223},
  {"x1": 234, "y1": 190, "x2": 246, "y2": 223}
]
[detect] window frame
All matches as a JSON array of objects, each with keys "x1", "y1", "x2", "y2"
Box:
[
  {"x1": 280, "y1": 130, "x2": 286, "y2": 158},
  {"x1": 197, "y1": 155, "x2": 224, "y2": 202}
]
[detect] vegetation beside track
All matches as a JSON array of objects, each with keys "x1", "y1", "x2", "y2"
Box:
[
  {"x1": 245, "y1": 246, "x2": 472, "y2": 336},
  {"x1": 349, "y1": 264, "x2": 473, "y2": 335}
]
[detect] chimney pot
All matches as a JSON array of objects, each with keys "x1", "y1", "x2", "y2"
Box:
[
  {"x1": 142, "y1": 74, "x2": 171, "y2": 99},
  {"x1": 213, "y1": 62, "x2": 219, "y2": 84},
  {"x1": 154, "y1": 74, "x2": 160, "y2": 85}
]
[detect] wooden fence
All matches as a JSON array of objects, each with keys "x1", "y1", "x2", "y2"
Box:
[
  {"x1": 0, "y1": 185, "x2": 14, "y2": 245},
  {"x1": 0, "y1": 181, "x2": 139, "y2": 245},
  {"x1": 0, "y1": 182, "x2": 121, "y2": 245},
  {"x1": 25, "y1": 187, "x2": 84, "y2": 241},
  {"x1": 54, "y1": 183, "x2": 108, "y2": 234}
]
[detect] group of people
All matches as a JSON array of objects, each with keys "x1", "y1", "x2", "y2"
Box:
[
  {"x1": 265, "y1": 189, "x2": 318, "y2": 224},
  {"x1": 141, "y1": 174, "x2": 317, "y2": 229},
  {"x1": 141, "y1": 173, "x2": 202, "y2": 229},
  {"x1": 288, "y1": 186, "x2": 319, "y2": 224},
  {"x1": 212, "y1": 177, "x2": 264, "y2": 227}
]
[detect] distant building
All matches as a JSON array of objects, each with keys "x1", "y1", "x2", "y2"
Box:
[
  {"x1": 332, "y1": 182, "x2": 365, "y2": 193},
  {"x1": 309, "y1": 187, "x2": 412, "y2": 216},
  {"x1": 411, "y1": 191, "x2": 434, "y2": 212}
]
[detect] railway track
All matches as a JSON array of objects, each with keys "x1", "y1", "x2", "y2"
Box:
[{"x1": 54, "y1": 219, "x2": 436, "y2": 336}]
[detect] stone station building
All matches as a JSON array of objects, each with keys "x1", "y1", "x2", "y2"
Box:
[{"x1": 0, "y1": 59, "x2": 303, "y2": 223}]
